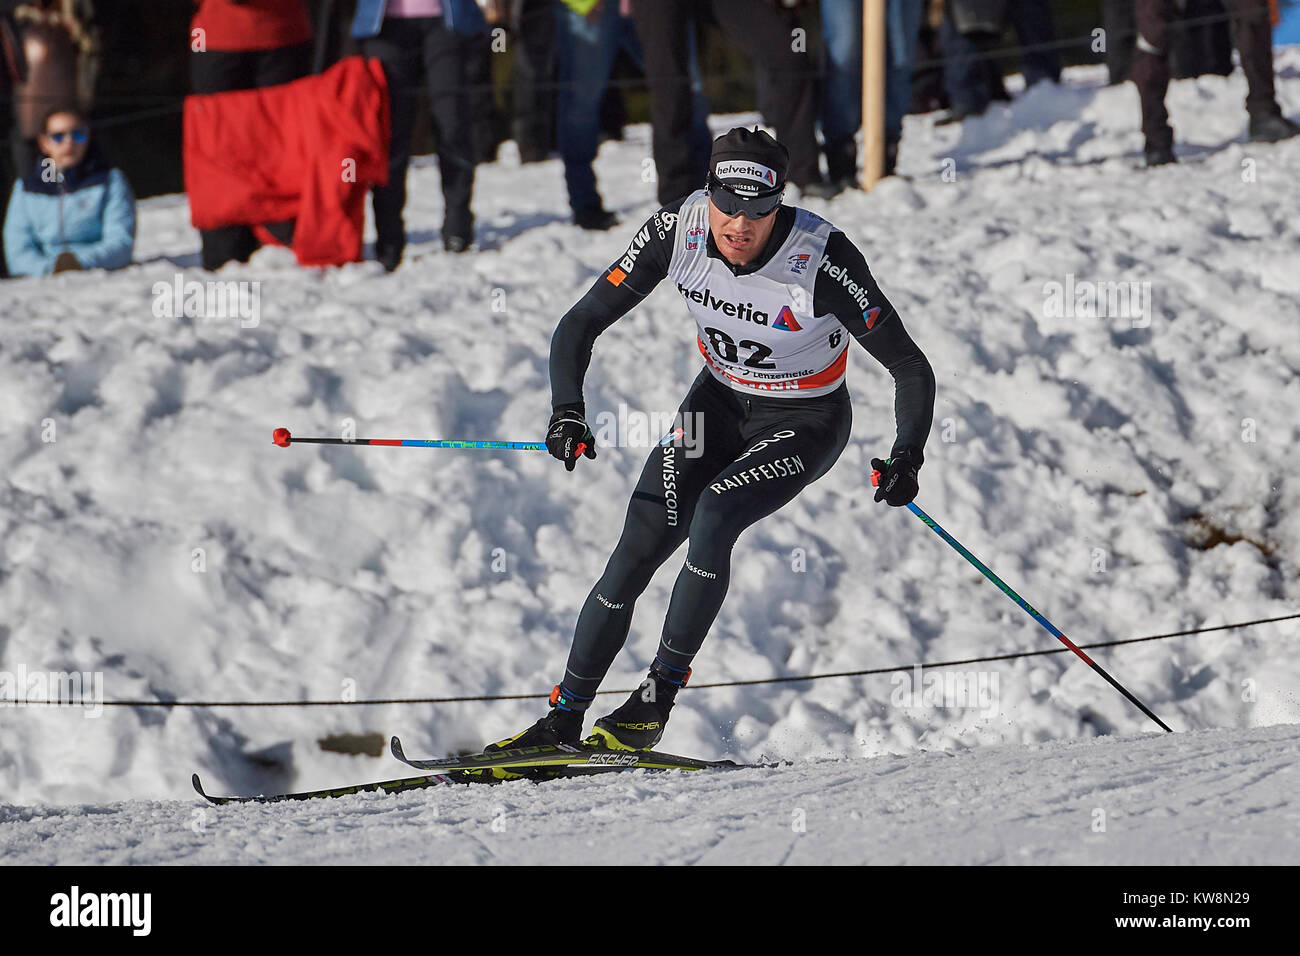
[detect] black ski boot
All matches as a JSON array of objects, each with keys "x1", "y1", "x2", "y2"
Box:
[
  {"x1": 484, "y1": 686, "x2": 585, "y2": 752},
  {"x1": 588, "y1": 661, "x2": 690, "y2": 751}
]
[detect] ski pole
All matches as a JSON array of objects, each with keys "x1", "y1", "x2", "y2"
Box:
[
  {"x1": 902, "y1": 500, "x2": 1173, "y2": 733},
  {"x1": 272, "y1": 427, "x2": 547, "y2": 453}
]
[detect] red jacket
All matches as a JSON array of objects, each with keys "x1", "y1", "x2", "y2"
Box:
[
  {"x1": 191, "y1": 0, "x2": 312, "y2": 53},
  {"x1": 184, "y1": 56, "x2": 390, "y2": 267}
]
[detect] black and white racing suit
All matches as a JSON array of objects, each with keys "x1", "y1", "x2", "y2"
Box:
[{"x1": 549, "y1": 191, "x2": 936, "y2": 703}]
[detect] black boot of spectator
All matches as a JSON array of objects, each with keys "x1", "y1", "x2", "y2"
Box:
[
  {"x1": 800, "y1": 179, "x2": 843, "y2": 199},
  {"x1": 1249, "y1": 112, "x2": 1300, "y2": 143},
  {"x1": 1144, "y1": 144, "x2": 1176, "y2": 166},
  {"x1": 201, "y1": 225, "x2": 259, "y2": 271},
  {"x1": 443, "y1": 208, "x2": 474, "y2": 254},
  {"x1": 1144, "y1": 125, "x2": 1177, "y2": 167},
  {"x1": 376, "y1": 239, "x2": 404, "y2": 272},
  {"x1": 573, "y1": 204, "x2": 618, "y2": 231},
  {"x1": 825, "y1": 137, "x2": 857, "y2": 187},
  {"x1": 935, "y1": 101, "x2": 988, "y2": 126}
]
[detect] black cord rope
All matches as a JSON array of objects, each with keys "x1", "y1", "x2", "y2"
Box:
[{"x1": 6, "y1": 612, "x2": 1293, "y2": 708}]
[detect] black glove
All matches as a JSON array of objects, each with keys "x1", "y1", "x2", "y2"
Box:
[
  {"x1": 870, "y1": 451, "x2": 920, "y2": 507},
  {"x1": 546, "y1": 405, "x2": 597, "y2": 472}
]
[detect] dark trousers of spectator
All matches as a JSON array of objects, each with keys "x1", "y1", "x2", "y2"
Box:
[
  {"x1": 1103, "y1": 0, "x2": 1134, "y2": 84},
  {"x1": 1007, "y1": 0, "x2": 1060, "y2": 88},
  {"x1": 632, "y1": 0, "x2": 819, "y2": 205},
  {"x1": 362, "y1": 16, "x2": 475, "y2": 250},
  {"x1": 911, "y1": 22, "x2": 950, "y2": 114},
  {"x1": 0, "y1": 124, "x2": 12, "y2": 280},
  {"x1": 1167, "y1": 0, "x2": 1233, "y2": 79},
  {"x1": 1105, "y1": 0, "x2": 1232, "y2": 85},
  {"x1": 1131, "y1": 0, "x2": 1278, "y2": 150},
  {"x1": 942, "y1": 0, "x2": 1055, "y2": 118},
  {"x1": 513, "y1": 0, "x2": 557, "y2": 162},
  {"x1": 8, "y1": 127, "x2": 35, "y2": 186},
  {"x1": 465, "y1": 30, "x2": 505, "y2": 164},
  {"x1": 1, "y1": 122, "x2": 32, "y2": 279},
  {"x1": 189, "y1": 42, "x2": 310, "y2": 271},
  {"x1": 939, "y1": 16, "x2": 1003, "y2": 117}
]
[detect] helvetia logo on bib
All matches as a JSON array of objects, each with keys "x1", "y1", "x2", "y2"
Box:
[
  {"x1": 772, "y1": 305, "x2": 802, "y2": 332},
  {"x1": 675, "y1": 283, "x2": 770, "y2": 324}
]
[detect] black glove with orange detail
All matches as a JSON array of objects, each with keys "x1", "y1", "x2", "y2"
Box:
[
  {"x1": 870, "y1": 450, "x2": 920, "y2": 507},
  {"x1": 547, "y1": 405, "x2": 597, "y2": 472}
]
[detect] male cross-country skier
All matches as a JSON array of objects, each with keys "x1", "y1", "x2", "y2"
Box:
[{"x1": 488, "y1": 127, "x2": 936, "y2": 753}]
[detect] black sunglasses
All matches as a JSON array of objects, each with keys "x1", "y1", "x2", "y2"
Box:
[{"x1": 707, "y1": 173, "x2": 783, "y2": 220}]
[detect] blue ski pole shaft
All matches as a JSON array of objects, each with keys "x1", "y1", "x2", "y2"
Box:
[
  {"x1": 905, "y1": 502, "x2": 1173, "y2": 732},
  {"x1": 272, "y1": 427, "x2": 545, "y2": 452}
]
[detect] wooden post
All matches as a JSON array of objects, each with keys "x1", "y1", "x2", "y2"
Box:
[{"x1": 860, "y1": 0, "x2": 887, "y2": 190}]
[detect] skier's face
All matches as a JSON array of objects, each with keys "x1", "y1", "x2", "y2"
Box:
[
  {"x1": 39, "y1": 112, "x2": 90, "y2": 170},
  {"x1": 708, "y1": 197, "x2": 778, "y2": 266}
]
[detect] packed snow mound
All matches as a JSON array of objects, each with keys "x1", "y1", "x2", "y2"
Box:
[
  {"x1": 1, "y1": 58, "x2": 1299, "y2": 805},
  {"x1": 2, "y1": 725, "x2": 1297, "y2": 865}
]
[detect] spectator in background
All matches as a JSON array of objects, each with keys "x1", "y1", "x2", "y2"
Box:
[
  {"x1": 937, "y1": 0, "x2": 1007, "y2": 124},
  {"x1": 631, "y1": 0, "x2": 829, "y2": 206},
  {"x1": 352, "y1": 0, "x2": 485, "y2": 268},
  {"x1": 467, "y1": 0, "x2": 507, "y2": 164},
  {"x1": 1103, "y1": 0, "x2": 1235, "y2": 86},
  {"x1": 10, "y1": 1, "x2": 98, "y2": 176},
  {"x1": 1133, "y1": 0, "x2": 1299, "y2": 165},
  {"x1": 819, "y1": 0, "x2": 925, "y2": 186},
  {"x1": 938, "y1": 0, "x2": 1058, "y2": 124},
  {"x1": 1005, "y1": 0, "x2": 1059, "y2": 87},
  {"x1": 555, "y1": 0, "x2": 705, "y2": 230},
  {"x1": 4, "y1": 105, "x2": 135, "y2": 276},
  {"x1": 910, "y1": 0, "x2": 951, "y2": 115},
  {"x1": 556, "y1": 0, "x2": 632, "y2": 229},
  {"x1": 508, "y1": 0, "x2": 559, "y2": 163},
  {"x1": 189, "y1": 0, "x2": 312, "y2": 270},
  {"x1": 0, "y1": 0, "x2": 27, "y2": 278}
]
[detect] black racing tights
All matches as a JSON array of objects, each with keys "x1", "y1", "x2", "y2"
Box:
[{"x1": 558, "y1": 371, "x2": 852, "y2": 707}]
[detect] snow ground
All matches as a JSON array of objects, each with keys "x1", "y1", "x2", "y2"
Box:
[
  {"x1": 0, "y1": 54, "x2": 1298, "y2": 861},
  {"x1": 2, "y1": 724, "x2": 1295, "y2": 865}
]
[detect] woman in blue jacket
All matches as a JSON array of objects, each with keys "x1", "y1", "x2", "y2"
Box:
[{"x1": 4, "y1": 106, "x2": 136, "y2": 277}]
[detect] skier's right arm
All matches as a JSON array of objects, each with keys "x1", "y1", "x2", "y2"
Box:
[
  {"x1": 545, "y1": 279, "x2": 642, "y2": 469},
  {"x1": 548, "y1": 201, "x2": 682, "y2": 413}
]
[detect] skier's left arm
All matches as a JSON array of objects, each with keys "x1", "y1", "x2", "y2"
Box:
[{"x1": 815, "y1": 230, "x2": 936, "y2": 503}]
